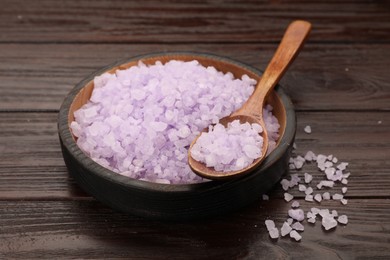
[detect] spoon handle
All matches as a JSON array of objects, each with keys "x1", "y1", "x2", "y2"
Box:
[{"x1": 237, "y1": 20, "x2": 311, "y2": 116}]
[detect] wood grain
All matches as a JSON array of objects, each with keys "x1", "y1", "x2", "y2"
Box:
[
  {"x1": 0, "y1": 43, "x2": 389, "y2": 111},
  {"x1": 0, "y1": 0, "x2": 389, "y2": 43},
  {"x1": 0, "y1": 111, "x2": 388, "y2": 199},
  {"x1": 0, "y1": 199, "x2": 389, "y2": 259}
]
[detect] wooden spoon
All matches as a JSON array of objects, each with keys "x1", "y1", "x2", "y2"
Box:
[{"x1": 188, "y1": 20, "x2": 311, "y2": 180}]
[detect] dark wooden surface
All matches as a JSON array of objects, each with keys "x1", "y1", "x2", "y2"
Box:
[{"x1": 0, "y1": 0, "x2": 389, "y2": 259}]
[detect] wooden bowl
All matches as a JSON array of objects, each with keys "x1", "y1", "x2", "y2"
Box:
[{"x1": 58, "y1": 52, "x2": 296, "y2": 220}]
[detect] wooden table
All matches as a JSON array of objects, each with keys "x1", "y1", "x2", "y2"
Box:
[{"x1": 1, "y1": 1, "x2": 389, "y2": 258}]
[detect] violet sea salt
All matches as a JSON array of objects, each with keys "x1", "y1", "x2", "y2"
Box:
[
  {"x1": 71, "y1": 60, "x2": 280, "y2": 184},
  {"x1": 190, "y1": 120, "x2": 264, "y2": 172}
]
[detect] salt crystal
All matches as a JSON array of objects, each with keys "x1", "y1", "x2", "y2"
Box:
[
  {"x1": 341, "y1": 179, "x2": 348, "y2": 185},
  {"x1": 287, "y1": 218, "x2": 294, "y2": 225},
  {"x1": 305, "y1": 187, "x2": 313, "y2": 195},
  {"x1": 322, "y1": 192, "x2": 331, "y2": 200},
  {"x1": 338, "y1": 215, "x2": 348, "y2": 224},
  {"x1": 269, "y1": 228, "x2": 279, "y2": 239},
  {"x1": 341, "y1": 199, "x2": 348, "y2": 205},
  {"x1": 307, "y1": 217, "x2": 316, "y2": 224},
  {"x1": 305, "y1": 194, "x2": 314, "y2": 202},
  {"x1": 304, "y1": 125, "x2": 312, "y2": 134},
  {"x1": 314, "y1": 194, "x2": 322, "y2": 202},
  {"x1": 307, "y1": 212, "x2": 316, "y2": 219},
  {"x1": 343, "y1": 172, "x2": 351, "y2": 179},
  {"x1": 331, "y1": 210, "x2": 338, "y2": 217},
  {"x1": 342, "y1": 187, "x2": 348, "y2": 194},
  {"x1": 284, "y1": 193, "x2": 294, "y2": 202},
  {"x1": 317, "y1": 180, "x2": 334, "y2": 189},
  {"x1": 316, "y1": 154, "x2": 327, "y2": 164},
  {"x1": 289, "y1": 164, "x2": 296, "y2": 170},
  {"x1": 291, "y1": 201, "x2": 300, "y2": 208},
  {"x1": 292, "y1": 222, "x2": 304, "y2": 231},
  {"x1": 262, "y1": 194, "x2": 269, "y2": 200},
  {"x1": 304, "y1": 172, "x2": 313, "y2": 184},
  {"x1": 293, "y1": 143, "x2": 297, "y2": 149},
  {"x1": 293, "y1": 156, "x2": 305, "y2": 170},
  {"x1": 289, "y1": 174, "x2": 301, "y2": 187},
  {"x1": 288, "y1": 209, "x2": 305, "y2": 221},
  {"x1": 281, "y1": 222, "x2": 293, "y2": 236},
  {"x1": 319, "y1": 209, "x2": 330, "y2": 218},
  {"x1": 290, "y1": 230, "x2": 302, "y2": 241},
  {"x1": 337, "y1": 162, "x2": 349, "y2": 171},
  {"x1": 332, "y1": 157, "x2": 338, "y2": 163},
  {"x1": 332, "y1": 193, "x2": 343, "y2": 200},
  {"x1": 280, "y1": 179, "x2": 290, "y2": 191},
  {"x1": 322, "y1": 216, "x2": 338, "y2": 230},
  {"x1": 311, "y1": 207, "x2": 320, "y2": 214},
  {"x1": 304, "y1": 151, "x2": 316, "y2": 162},
  {"x1": 299, "y1": 184, "x2": 307, "y2": 192},
  {"x1": 265, "y1": 220, "x2": 276, "y2": 231}
]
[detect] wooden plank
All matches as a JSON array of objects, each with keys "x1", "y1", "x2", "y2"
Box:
[
  {"x1": 0, "y1": 111, "x2": 388, "y2": 199},
  {"x1": 0, "y1": 199, "x2": 389, "y2": 258},
  {"x1": 0, "y1": 43, "x2": 389, "y2": 111},
  {"x1": 0, "y1": 0, "x2": 389, "y2": 43}
]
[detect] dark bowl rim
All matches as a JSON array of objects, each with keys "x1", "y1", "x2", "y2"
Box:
[{"x1": 58, "y1": 51, "x2": 296, "y2": 193}]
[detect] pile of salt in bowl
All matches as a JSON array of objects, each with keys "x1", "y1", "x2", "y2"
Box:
[
  {"x1": 71, "y1": 60, "x2": 280, "y2": 184},
  {"x1": 264, "y1": 126, "x2": 350, "y2": 242}
]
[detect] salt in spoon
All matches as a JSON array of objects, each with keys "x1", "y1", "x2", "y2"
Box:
[{"x1": 188, "y1": 20, "x2": 311, "y2": 180}]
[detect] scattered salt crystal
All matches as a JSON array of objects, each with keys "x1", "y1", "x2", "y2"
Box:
[
  {"x1": 292, "y1": 222, "x2": 305, "y2": 231},
  {"x1": 317, "y1": 180, "x2": 334, "y2": 189},
  {"x1": 341, "y1": 199, "x2": 348, "y2": 205},
  {"x1": 338, "y1": 215, "x2": 348, "y2": 225},
  {"x1": 265, "y1": 220, "x2": 276, "y2": 231},
  {"x1": 307, "y1": 212, "x2": 316, "y2": 219},
  {"x1": 281, "y1": 222, "x2": 293, "y2": 236},
  {"x1": 331, "y1": 210, "x2": 338, "y2": 217},
  {"x1": 293, "y1": 156, "x2": 305, "y2": 170},
  {"x1": 378, "y1": 120, "x2": 382, "y2": 124},
  {"x1": 290, "y1": 230, "x2": 302, "y2": 241},
  {"x1": 262, "y1": 194, "x2": 269, "y2": 200},
  {"x1": 322, "y1": 216, "x2": 338, "y2": 230},
  {"x1": 311, "y1": 207, "x2": 320, "y2": 215},
  {"x1": 289, "y1": 174, "x2": 301, "y2": 187},
  {"x1": 289, "y1": 164, "x2": 296, "y2": 170},
  {"x1": 342, "y1": 187, "x2": 348, "y2": 194},
  {"x1": 307, "y1": 217, "x2": 316, "y2": 224},
  {"x1": 305, "y1": 194, "x2": 314, "y2": 202},
  {"x1": 322, "y1": 192, "x2": 331, "y2": 200},
  {"x1": 316, "y1": 154, "x2": 327, "y2": 164},
  {"x1": 293, "y1": 143, "x2": 297, "y2": 149},
  {"x1": 288, "y1": 209, "x2": 305, "y2": 221},
  {"x1": 304, "y1": 172, "x2": 313, "y2": 184},
  {"x1": 299, "y1": 184, "x2": 307, "y2": 192},
  {"x1": 343, "y1": 172, "x2": 351, "y2": 179},
  {"x1": 287, "y1": 218, "x2": 294, "y2": 225},
  {"x1": 284, "y1": 193, "x2": 294, "y2": 202},
  {"x1": 304, "y1": 151, "x2": 316, "y2": 162},
  {"x1": 314, "y1": 194, "x2": 322, "y2": 202},
  {"x1": 305, "y1": 187, "x2": 313, "y2": 195},
  {"x1": 332, "y1": 157, "x2": 338, "y2": 163},
  {"x1": 291, "y1": 201, "x2": 300, "y2": 208},
  {"x1": 304, "y1": 125, "x2": 312, "y2": 134},
  {"x1": 341, "y1": 179, "x2": 348, "y2": 185},
  {"x1": 332, "y1": 193, "x2": 343, "y2": 200},
  {"x1": 319, "y1": 209, "x2": 330, "y2": 218},
  {"x1": 337, "y1": 162, "x2": 349, "y2": 171},
  {"x1": 280, "y1": 179, "x2": 290, "y2": 191},
  {"x1": 269, "y1": 228, "x2": 280, "y2": 239}
]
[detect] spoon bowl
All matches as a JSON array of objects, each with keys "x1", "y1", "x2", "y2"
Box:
[{"x1": 189, "y1": 20, "x2": 311, "y2": 180}]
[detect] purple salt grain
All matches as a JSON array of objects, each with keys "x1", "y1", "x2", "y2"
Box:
[
  {"x1": 304, "y1": 172, "x2": 313, "y2": 183},
  {"x1": 281, "y1": 222, "x2": 293, "y2": 237},
  {"x1": 304, "y1": 125, "x2": 312, "y2": 134},
  {"x1": 284, "y1": 192, "x2": 294, "y2": 202},
  {"x1": 265, "y1": 219, "x2": 276, "y2": 231},
  {"x1": 290, "y1": 230, "x2": 302, "y2": 241},
  {"x1": 342, "y1": 187, "x2": 348, "y2": 194},
  {"x1": 322, "y1": 215, "x2": 338, "y2": 230},
  {"x1": 322, "y1": 192, "x2": 331, "y2": 200},
  {"x1": 291, "y1": 201, "x2": 300, "y2": 208},
  {"x1": 332, "y1": 193, "x2": 343, "y2": 200},
  {"x1": 305, "y1": 194, "x2": 314, "y2": 202},
  {"x1": 314, "y1": 193, "x2": 322, "y2": 202},
  {"x1": 338, "y1": 215, "x2": 348, "y2": 224},
  {"x1": 191, "y1": 120, "x2": 264, "y2": 172},
  {"x1": 71, "y1": 60, "x2": 280, "y2": 184},
  {"x1": 305, "y1": 187, "x2": 313, "y2": 195},
  {"x1": 288, "y1": 209, "x2": 305, "y2": 221},
  {"x1": 299, "y1": 184, "x2": 307, "y2": 192},
  {"x1": 292, "y1": 222, "x2": 305, "y2": 231}
]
